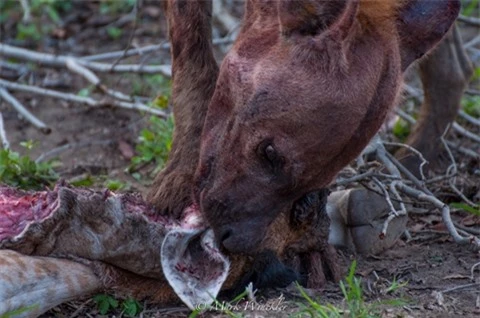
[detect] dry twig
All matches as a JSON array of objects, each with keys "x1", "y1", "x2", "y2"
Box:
[
  {"x1": 458, "y1": 15, "x2": 480, "y2": 27},
  {"x1": 397, "y1": 182, "x2": 480, "y2": 247},
  {"x1": 441, "y1": 283, "x2": 480, "y2": 294},
  {"x1": 338, "y1": 134, "x2": 480, "y2": 249},
  {"x1": 401, "y1": 83, "x2": 480, "y2": 144},
  {"x1": 0, "y1": 44, "x2": 172, "y2": 76},
  {"x1": 19, "y1": 0, "x2": 31, "y2": 23},
  {"x1": 464, "y1": 34, "x2": 480, "y2": 49},
  {"x1": 440, "y1": 127, "x2": 479, "y2": 208},
  {"x1": 213, "y1": 0, "x2": 241, "y2": 33},
  {"x1": 395, "y1": 109, "x2": 479, "y2": 159},
  {"x1": 466, "y1": 88, "x2": 480, "y2": 96},
  {"x1": 65, "y1": 58, "x2": 135, "y2": 102},
  {"x1": 471, "y1": 262, "x2": 480, "y2": 281},
  {"x1": 36, "y1": 140, "x2": 115, "y2": 163},
  {"x1": 110, "y1": 0, "x2": 140, "y2": 69},
  {"x1": 0, "y1": 87, "x2": 51, "y2": 133},
  {"x1": 444, "y1": 140, "x2": 480, "y2": 159},
  {"x1": 0, "y1": 113, "x2": 9, "y2": 149},
  {"x1": 0, "y1": 79, "x2": 167, "y2": 118},
  {"x1": 383, "y1": 141, "x2": 428, "y2": 181},
  {"x1": 452, "y1": 122, "x2": 480, "y2": 143},
  {"x1": 82, "y1": 36, "x2": 234, "y2": 62},
  {"x1": 459, "y1": 110, "x2": 480, "y2": 127}
]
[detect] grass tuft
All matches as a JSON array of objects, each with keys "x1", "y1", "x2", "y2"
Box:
[{"x1": 295, "y1": 261, "x2": 409, "y2": 318}]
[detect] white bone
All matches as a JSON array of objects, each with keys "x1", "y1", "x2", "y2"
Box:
[{"x1": 161, "y1": 229, "x2": 230, "y2": 310}]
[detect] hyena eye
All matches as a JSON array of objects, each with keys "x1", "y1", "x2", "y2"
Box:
[
  {"x1": 257, "y1": 141, "x2": 284, "y2": 173},
  {"x1": 265, "y1": 144, "x2": 278, "y2": 163}
]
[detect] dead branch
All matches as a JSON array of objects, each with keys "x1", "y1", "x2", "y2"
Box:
[
  {"x1": 468, "y1": 48, "x2": 480, "y2": 63},
  {"x1": 0, "y1": 79, "x2": 168, "y2": 118},
  {"x1": 454, "y1": 222, "x2": 480, "y2": 236},
  {"x1": 370, "y1": 177, "x2": 408, "y2": 237},
  {"x1": 383, "y1": 137, "x2": 479, "y2": 246},
  {"x1": 471, "y1": 262, "x2": 480, "y2": 281},
  {"x1": 395, "y1": 108, "x2": 416, "y2": 125},
  {"x1": 65, "y1": 58, "x2": 100, "y2": 86},
  {"x1": 335, "y1": 169, "x2": 376, "y2": 186},
  {"x1": 452, "y1": 122, "x2": 480, "y2": 143},
  {"x1": 82, "y1": 42, "x2": 169, "y2": 62},
  {"x1": 466, "y1": 88, "x2": 480, "y2": 96},
  {"x1": 458, "y1": 15, "x2": 480, "y2": 27},
  {"x1": 65, "y1": 58, "x2": 135, "y2": 102},
  {"x1": 82, "y1": 36, "x2": 234, "y2": 62},
  {"x1": 402, "y1": 83, "x2": 423, "y2": 100},
  {"x1": 459, "y1": 110, "x2": 480, "y2": 127},
  {"x1": 372, "y1": 139, "x2": 416, "y2": 239},
  {"x1": 35, "y1": 140, "x2": 115, "y2": 163},
  {"x1": 213, "y1": 0, "x2": 241, "y2": 33},
  {"x1": 397, "y1": 182, "x2": 479, "y2": 247},
  {"x1": 383, "y1": 141, "x2": 428, "y2": 181},
  {"x1": 0, "y1": 113, "x2": 9, "y2": 149},
  {"x1": 464, "y1": 34, "x2": 480, "y2": 49},
  {"x1": 372, "y1": 177, "x2": 397, "y2": 214},
  {"x1": 384, "y1": 180, "x2": 408, "y2": 237},
  {"x1": 338, "y1": 134, "x2": 480, "y2": 249},
  {"x1": 395, "y1": 108, "x2": 479, "y2": 159},
  {"x1": 401, "y1": 85, "x2": 480, "y2": 143},
  {"x1": 0, "y1": 44, "x2": 172, "y2": 76},
  {"x1": 441, "y1": 283, "x2": 480, "y2": 294},
  {"x1": 384, "y1": 151, "x2": 427, "y2": 190},
  {"x1": 445, "y1": 140, "x2": 480, "y2": 159},
  {"x1": 0, "y1": 60, "x2": 28, "y2": 73},
  {"x1": 19, "y1": 0, "x2": 31, "y2": 23},
  {"x1": 440, "y1": 129, "x2": 479, "y2": 208},
  {"x1": 0, "y1": 87, "x2": 51, "y2": 134},
  {"x1": 110, "y1": 0, "x2": 140, "y2": 69}
]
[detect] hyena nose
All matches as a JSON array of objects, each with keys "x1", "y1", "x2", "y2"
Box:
[{"x1": 216, "y1": 223, "x2": 263, "y2": 254}]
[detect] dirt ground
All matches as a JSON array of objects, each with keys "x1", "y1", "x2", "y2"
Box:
[
  {"x1": 36, "y1": 241, "x2": 480, "y2": 318},
  {"x1": 1, "y1": 1, "x2": 479, "y2": 317}
]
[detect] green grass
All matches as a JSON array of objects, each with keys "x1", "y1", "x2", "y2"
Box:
[
  {"x1": 93, "y1": 294, "x2": 119, "y2": 315},
  {"x1": 93, "y1": 294, "x2": 142, "y2": 317},
  {"x1": 67, "y1": 174, "x2": 129, "y2": 191},
  {"x1": 122, "y1": 298, "x2": 143, "y2": 317},
  {"x1": 106, "y1": 26, "x2": 123, "y2": 40},
  {"x1": 462, "y1": 95, "x2": 480, "y2": 118},
  {"x1": 295, "y1": 261, "x2": 408, "y2": 318},
  {"x1": 130, "y1": 114, "x2": 175, "y2": 176},
  {"x1": 1, "y1": 0, "x2": 135, "y2": 42},
  {"x1": 188, "y1": 288, "x2": 250, "y2": 318},
  {"x1": 392, "y1": 117, "x2": 411, "y2": 142},
  {"x1": 0, "y1": 144, "x2": 58, "y2": 190},
  {"x1": 187, "y1": 262, "x2": 408, "y2": 317},
  {"x1": 450, "y1": 202, "x2": 480, "y2": 216},
  {"x1": 130, "y1": 74, "x2": 172, "y2": 99},
  {"x1": 99, "y1": 0, "x2": 137, "y2": 15},
  {"x1": 0, "y1": 304, "x2": 39, "y2": 318},
  {"x1": 104, "y1": 178, "x2": 129, "y2": 191},
  {"x1": 462, "y1": 0, "x2": 480, "y2": 16}
]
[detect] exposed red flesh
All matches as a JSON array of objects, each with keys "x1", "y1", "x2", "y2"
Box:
[{"x1": 0, "y1": 184, "x2": 230, "y2": 313}]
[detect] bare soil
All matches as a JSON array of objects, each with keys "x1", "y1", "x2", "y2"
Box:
[{"x1": 1, "y1": 2, "x2": 479, "y2": 317}]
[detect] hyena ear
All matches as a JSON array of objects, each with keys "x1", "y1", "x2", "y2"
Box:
[
  {"x1": 396, "y1": 0, "x2": 460, "y2": 71},
  {"x1": 277, "y1": 0, "x2": 357, "y2": 38}
]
